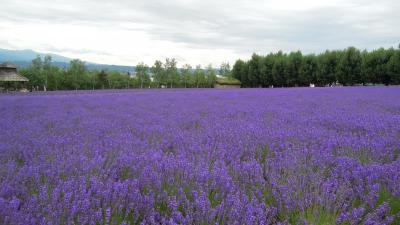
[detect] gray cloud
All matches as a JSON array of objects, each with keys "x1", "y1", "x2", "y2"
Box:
[{"x1": 1, "y1": 0, "x2": 399, "y2": 65}]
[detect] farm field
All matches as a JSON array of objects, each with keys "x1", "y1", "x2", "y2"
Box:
[{"x1": 0, "y1": 87, "x2": 400, "y2": 224}]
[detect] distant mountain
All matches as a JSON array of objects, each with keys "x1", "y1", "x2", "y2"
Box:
[
  {"x1": 0, "y1": 49, "x2": 71, "y2": 63},
  {"x1": 0, "y1": 48, "x2": 135, "y2": 73}
]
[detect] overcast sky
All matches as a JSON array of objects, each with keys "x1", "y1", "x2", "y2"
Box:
[{"x1": 0, "y1": 0, "x2": 399, "y2": 66}]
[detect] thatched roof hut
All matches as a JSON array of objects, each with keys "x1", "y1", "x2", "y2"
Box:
[
  {"x1": 215, "y1": 76, "x2": 241, "y2": 89},
  {"x1": 0, "y1": 62, "x2": 29, "y2": 82}
]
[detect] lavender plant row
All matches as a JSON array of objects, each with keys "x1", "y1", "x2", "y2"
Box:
[{"x1": 0, "y1": 87, "x2": 399, "y2": 225}]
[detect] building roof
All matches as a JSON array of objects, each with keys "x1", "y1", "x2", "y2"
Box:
[
  {"x1": 215, "y1": 76, "x2": 241, "y2": 85},
  {"x1": 0, "y1": 62, "x2": 29, "y2": 82},
  {"x1": 0, "y1": 62, "x2": 17, "y2": 68},
  {"x1": 0, "y1": 73, "x2": 29, "y2": 82}
]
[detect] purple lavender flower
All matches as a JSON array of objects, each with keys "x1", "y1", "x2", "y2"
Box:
[{"x1": 0, "y1": 87, "x2": 399, "y2": 224}]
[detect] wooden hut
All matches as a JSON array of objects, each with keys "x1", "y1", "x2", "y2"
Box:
[
  {"x1": 214, "y1": 76, "x2": 241, "y2": 89},
  {"x1": 0, "y1": 62, "x2": 29, "y2": 92}
]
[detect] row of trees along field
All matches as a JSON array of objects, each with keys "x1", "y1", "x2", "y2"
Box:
[
  {"x1": 19, "y1": 56, "x2": 225, "y2": 91},
  {"x1": 232, "y1": 46, "x2": 400, "y2": 87}
]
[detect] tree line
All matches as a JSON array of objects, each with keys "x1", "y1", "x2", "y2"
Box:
[
  {"x1": 18, "y1": 46, "x2": 400, "y2": 91},
  {"x1": 232, "y1": 46, "x2": 400, "y2": 87},
  {"x1": 19, "y1": 56, "x2": 228, "y2": 91}
]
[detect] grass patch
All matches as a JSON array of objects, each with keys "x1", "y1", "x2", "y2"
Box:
[
  {"x1": 208, "y1": 189, "x2": 222, "y2": 208},
  {"x1": 161, "y1": 181, "x2": 179, "y2": 196},
  {"x1": 302, "y1": 208, "x2": 337, "y2": 225},
  {"x1": 255, "y1": 146, "x2": 275, "y2": 164},
  {"x1": 393, "y1": 149, "x2": 400, "y2": 161},
  {"x1": 263, "y1": 187, "x2": 277, "y2": 206},
  {"x1": 100, "y1": 208, "x2": 141, "y2": 225},
  {"x1": 15, "y1": 157, "x2": 25, "y2": 167},
  {"x1": 183, "y1": 185, "x2": 194, "y2": 202},
  {"x1": 154, "y1": 200, "x2": 170, "y2": 216},
  {"x1": 282, "y1": 208, "x2": 337, "y2": 225},
  {"x1": 376, "y1": 188, "x2": 400, "y2": 224},
  {"x1": 120, "y1": 166, "x2": 130, "y2": 181}
]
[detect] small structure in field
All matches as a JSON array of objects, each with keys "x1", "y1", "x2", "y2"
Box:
[
  {"x1": 0, "y1": 62, "x2": 29, "y2": 92},
  {"x1": 0, "y1": 62, "x2": 29, "y2": 82},
  {"x1": 215, "y1": 76, "x2": 241, "y2": 89}
]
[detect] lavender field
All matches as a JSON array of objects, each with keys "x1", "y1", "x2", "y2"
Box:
[{"x1": 1, "y1": 87, "x2": 400, "y2": 225}]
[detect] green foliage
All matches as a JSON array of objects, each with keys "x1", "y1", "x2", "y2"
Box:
[
  {"x1": 151, "y1": 60, "x2": 164, "y2": 87},
  {"x1": 68, "y1": 59, "x2": 87, "y2": 90},
  {"x1": 181, "y1": 64, "x2": 193, "y2": 88},
  {"x1": 248, "y1": 53, "x2": 261, "y2": 87},
  {"x1": 18, "y1": 56, "x2": 222, "y2": 91},
  {"x1": 119, "y1": 166, "x2": 131, "y2": 181},
  {"x1": 272, "y1": 51, "x2": 288, "y2": 87},
  {"x1": 337, "y1": 47, "x2": 362, "y2": 85},
  {"x1": 205, "y1": 64, "x2": 217, "y2": 87},
  {"x1": 232, "y1": 46, "x2": 400, "y2": 87},
  {"x1": 278, "y1": 207, "x2": 338, "y2": 225},
  {"x1": 219, "y1": 62, "x2": 231, "y2": 77},
  {"x1": 194, "y1": 65, "x2": 206, "y2": 88},
  {"x1": 387, "y1": 49, "x2": 400, "y2": 84},
  {"x1": 154, "y1": 200, "x2": 171, "y2": 216},
  {"x1": 286, "y1": 51, "x2": 303, "y2": 86},
  {"x1": 259, "y1": 54, "x2": 275, "y2": 87},
  {"x1": 300, "y1": 208, "x2": 337, "y2": 225},
  {"x1": 377, "y1": 188, "x2": 400, "y2": 224},
  {"x1": 96, "y1": 70, "x2": 108, "y2": 89},
  {"x1": 300, "y1": 54, "x2": 318, "y2": 85},
  {"x1": 317, "y1": 50, "x2": 339, "y2": 85},
  {"x1": 208, "y1": 189, "x2": 222, "y2": 208},
  {"x1": 232, "y1": 59, "x2": 247, "y2": 85},
  {"x1": 164, "y1": 58, "x2": 179, "y2": 88},
  {"x1": 18, "y1": 46, "x2": 400, "y2": 91},
  {"x1": 135, "y1": 62, "x2": 150, "y2": 88}
]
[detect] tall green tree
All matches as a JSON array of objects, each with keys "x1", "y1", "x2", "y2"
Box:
[
  {"x1": 151, "y1": 60, "x2": 164, "y2": 88},
  {"x1": 181, "y1": 64, "x2": 192, "y2": 88},
  {"x1": 286, "y1": 51, "x2": 303, "y2": 86},
  {"x1": 164, "y1": 58, "x2": 178, "y2": 88},
  {"x1": 299, "y1": 55, "x2": 318, "y2": 86},
  {"x1": 29, "y1": 55, "x2": 44, "y2": 90},
  {"x1": 194, "y1": 65, "x2": 205, "y2": 88},
  {"x1": 232, "y1": 60, "x2": 249, "y2": 87},
  {"x1": 272, "y1": 51, "x2": 287, "y2": 87},
  {"x1": 108, "y1": 71, "x2": 129, "y2": 89},
  {"x1": 387, "y1": 49, "x2": 400, "y2": 84},
  {"x1": 219, "y1": 62, "x2": 231, "y2": 76},
  {"x1": 317, "y1": 50, "x2": 339, "y2": 86},
  {"x1": 248, "y1": 53, "x2": 261, "y2": 87},
  {"x1": 337, "y1": 47, "x2": 362, "y2": 85},
  {"x1": 376, "y1": 48, "x2": 394, "y2": 85},
  {"x1": 97, "y1": 70, "x2": 108, "y2": 89},
  {"x1": 205, "y1": 64, "x2": 217, "y2": 88},
  {"x1": 136, "y1": 63, "x2": 149, "y2": 88},
  {"x1": 42, "y1": 55, "x2": 52, "y2": 91},
  {"x1": 68, "y1": 59, "x2": 86, "y2": 90},
  {"x1": 259, "y1": 54, "x2": 274, "y2": 87}
]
